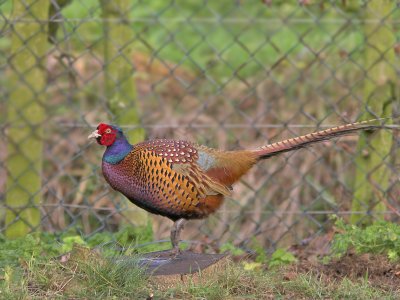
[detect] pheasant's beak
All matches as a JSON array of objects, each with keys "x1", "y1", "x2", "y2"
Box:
[{"x1": 88, "y1": 130, "x2": 101, "y2": 139}]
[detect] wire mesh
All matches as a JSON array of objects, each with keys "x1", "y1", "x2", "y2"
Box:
[{"x1": 0, "y1": 0, "x2": 399, "y2": 251}]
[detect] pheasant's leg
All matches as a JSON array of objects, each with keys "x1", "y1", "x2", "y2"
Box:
[{"x1": 170, "y1": 218, "x2": 186, "y2": 253}]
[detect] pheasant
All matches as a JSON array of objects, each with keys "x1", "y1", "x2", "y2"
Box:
[{"x1": 88, "y1": 119, "x2": 389, "y2": 252}]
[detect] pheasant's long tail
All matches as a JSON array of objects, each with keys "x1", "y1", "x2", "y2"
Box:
[{"x1": 252, "y1": 118, "x2": 391, "y2": 160}]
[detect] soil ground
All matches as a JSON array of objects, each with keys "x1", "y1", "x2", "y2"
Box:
[{"x1": 286, "y1": 253, "x2": 400, "y2": 292}]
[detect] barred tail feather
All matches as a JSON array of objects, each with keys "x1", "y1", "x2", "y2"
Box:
[{"x1": 253, "y1": 118, "x2": 390, "y2": 160}]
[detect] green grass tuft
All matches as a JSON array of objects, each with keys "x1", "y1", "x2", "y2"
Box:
[{"x1": 330, "y1": 218, "x2": 400, "y2": 262}]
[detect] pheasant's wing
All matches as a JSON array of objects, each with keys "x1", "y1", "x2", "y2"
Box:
[
  {"x1": 172, "y1": 163, "x2": 231, "y2": 197},
  {"x1": 140, "y1": 139, "x2": 231, "y2": 198}
]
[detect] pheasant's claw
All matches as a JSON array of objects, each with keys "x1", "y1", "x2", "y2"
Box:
[{"x1": 172, "y1": 245, "x2": 181, "y2": 258}]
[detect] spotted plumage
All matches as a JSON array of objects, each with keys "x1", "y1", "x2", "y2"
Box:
[
  {"x1": 101, "y1": 137, "x2": 239, "y2": 221},
  {"x1": 89, "y1": 118, "x2": 390, "y2": 251}
]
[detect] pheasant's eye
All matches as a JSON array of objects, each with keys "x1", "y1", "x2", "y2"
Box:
[{"x1": 105, "y1": 128, "x2": 112, "y2": 134}]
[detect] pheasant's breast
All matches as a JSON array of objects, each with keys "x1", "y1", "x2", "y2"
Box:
[{"x1": 102, "y1": 144, "x2": 221, "y2": 220}]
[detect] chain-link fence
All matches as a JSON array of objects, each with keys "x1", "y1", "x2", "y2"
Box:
[{"x1": 1, "y1": 0, "x2": 399, "y2": 251}]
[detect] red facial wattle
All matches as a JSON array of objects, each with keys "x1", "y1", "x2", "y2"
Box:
[
  {"x1": 97, "y1": 123, "x2": 117, "y2": 146},
  {"x1": 100, "y1": 132, "x2": 116, "y2": 146}
]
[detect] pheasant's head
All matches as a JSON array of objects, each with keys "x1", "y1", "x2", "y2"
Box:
[{"x1": 88, "y1": 123, "x2": 123, "y2": 146}]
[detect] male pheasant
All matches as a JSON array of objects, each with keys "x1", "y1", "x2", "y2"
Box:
[{"x1": 89, "y1": 119, "x2": 388, "y2": 252}]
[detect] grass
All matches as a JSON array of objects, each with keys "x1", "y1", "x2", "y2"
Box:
[
  {"x1": 1, "y1": 223, "x2": 400, "y2": 299},
  {"x1": 1, "y1": 246, "x2": 398, "y2": 299},
  {"x1": 278, "y1": 273, "x2": 395, "y2": 300},
  {"x1": 0, "y1": 0, "x2": 379, "y2": 78},
  {"x1": 0, "y1": 245, "x2": 150, "y2": 299},
  {"x1": 57, "y1": 1, "x2": 368, "y2": 78}
]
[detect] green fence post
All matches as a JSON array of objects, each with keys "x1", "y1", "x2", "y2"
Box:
[
  {"x1": 350, "y1": 0, "x2": 396, "y2": 224},
  {"x1": 100, "y1": 0, "x2": 148, "y2": 227},
  {"x1": 5, "y1": 0, "x2": 49, "y2": 237}
]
